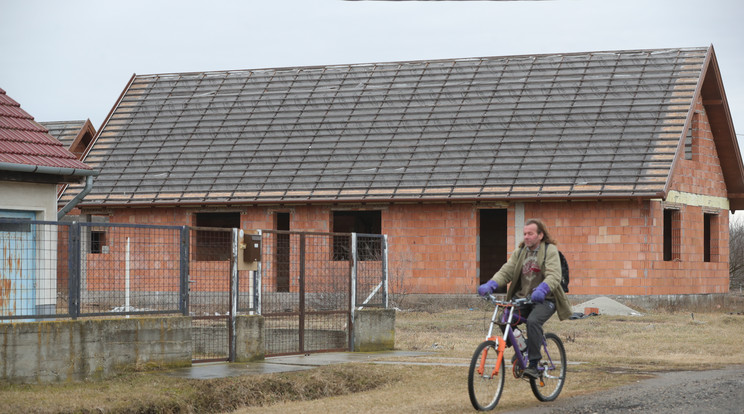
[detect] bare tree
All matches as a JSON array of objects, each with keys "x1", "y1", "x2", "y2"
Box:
[{"x1": 730, "y1": 217, "x2": 744, "y2": 292}]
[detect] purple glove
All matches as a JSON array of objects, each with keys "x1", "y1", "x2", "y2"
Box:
[
  {"x1": 531, "y1": 282, "x2": 550, "y2": 303},
  {"x1": 478, "y1": 280, "x2": 499, "y2": 296}
]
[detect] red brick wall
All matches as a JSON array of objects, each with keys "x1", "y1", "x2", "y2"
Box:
[
  {"x1": 672, "y1": 98, "x2": 728, "y2": 198},
  {"x1": 384, "y1": 204, "x2": 478, "y2": 294}
]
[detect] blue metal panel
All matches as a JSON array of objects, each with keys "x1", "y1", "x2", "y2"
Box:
[{"x1": 0, "y1": 210, "x2": 36, "y2": 317}]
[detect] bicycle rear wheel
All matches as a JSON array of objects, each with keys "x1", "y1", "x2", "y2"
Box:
[
  {"x1": 468, "y1": 340, "x2": 505, "y2": 411},
  {"x1": 529, "y1": 332, "x2": 566, "y2": 402}
]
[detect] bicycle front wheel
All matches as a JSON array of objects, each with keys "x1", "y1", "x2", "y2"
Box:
[
  {"x1": 529, "y1": 332, "x2": 566, "y2": 402},
  {"x1": 468, "y1": 340, "x2": 505, "y2": 411}
]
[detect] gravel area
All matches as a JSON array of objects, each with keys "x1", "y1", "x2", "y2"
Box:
[
  {"x1": 504, "y1": 365, "x2": 744, "y2": 413},
  {"x1": 572, "y1": 296, "x2": 644, "y2": 316}
]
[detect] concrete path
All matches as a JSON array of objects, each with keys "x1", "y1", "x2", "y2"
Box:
[{"x1": 162, "y1": 351, "x2": 430, "y2": 379}]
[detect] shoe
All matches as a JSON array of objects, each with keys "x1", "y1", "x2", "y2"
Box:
[{"x1": 523, "y1": 366, "x2": 540, "y2": 379}]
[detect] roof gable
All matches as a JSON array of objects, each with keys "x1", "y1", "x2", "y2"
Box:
[
  {"x1": 696, "y1": 47, "x2": 744, "y2": 209},
  {"x1": 70, "y1": 47, "x2": 737, "y2": 207},
  {"x1": 0, "y1": 88, "x2": 92, "y2": 183},
  {"x1": 40, "y1": 119, "x2": 97, "y2": 160}
]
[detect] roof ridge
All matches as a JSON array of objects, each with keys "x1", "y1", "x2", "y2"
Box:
[{"x1": 133, "y1": 46, "x2": 710, "y2": 80}]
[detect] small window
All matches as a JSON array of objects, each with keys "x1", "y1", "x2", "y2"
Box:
[
  {"x1": 332, "y1": 210, "x2": 381, "y2": 261},
  {"x1": 704, "y1": 213, "x2": 718, "y2": 262},
  {"x1": 684, "y1": 124, "x2": 693, "y2": 160},
  {"x1": 0, "y1": 220, "x2": 31, "y2": 233},
  {"x1": 663, "y1": 208, "x2": 681, "y2": 261},
  {"x1": 685, "y1": 112, "x2": 701, "y2": 161},
  {"x1": 90, "y1": 230, "x2": 107, "y2": 254},
  {"x1": 194, "y1": 212, "x2": 240, "y2": 261}
]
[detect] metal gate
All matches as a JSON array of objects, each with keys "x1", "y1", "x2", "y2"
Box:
[
  {"x1": 188, "y1": 227, "x2": 253, "y2": 362},
  {"x1": 258, "y1": 230, "x2": 387, "y2": 356}
]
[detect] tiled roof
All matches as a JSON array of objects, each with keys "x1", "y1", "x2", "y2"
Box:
[
  {"x1": 40, "y1": 119, "x2": 96, "y2": 159},
  {"x1": 0, "y1": 88, "x2": 92, "y2": 173},
  {"x1": 71, "y1": 48, "x2": 713, "y2": 206},
  {"x1": 40, "y1": 120, "x2": 87, "y2": 149}
]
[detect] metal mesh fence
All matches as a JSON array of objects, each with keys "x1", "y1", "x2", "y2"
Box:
[
  {"x1": 0, "y1": 220, "x2": 189, "y2": 321},
  {"x1": 259, "y1": 231, "x2": 387, "y2": 356},
  {"x1": 78, "y1": 222, "x2": 184, "y2": 317},
  {"x1": 1, "y1": 218, "x2": 386, "y2": 358}
]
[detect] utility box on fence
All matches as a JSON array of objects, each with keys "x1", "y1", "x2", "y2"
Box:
[{"x1": 238, "y1": 230, "x2": 261, "y2": 271}]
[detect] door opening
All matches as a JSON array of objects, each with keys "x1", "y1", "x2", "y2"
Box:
[
  {"x1": 479, "y1": 209, "x2": 507, "y2": 289},
  {"x1": 276, "y1": 212, "x2": 290, "y2": 292}
]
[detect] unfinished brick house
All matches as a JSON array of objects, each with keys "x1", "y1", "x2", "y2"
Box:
[{"x1": 61, "y1": 46, "x2": 744, "y2": 296}]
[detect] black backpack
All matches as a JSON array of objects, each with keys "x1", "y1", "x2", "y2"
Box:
[{"x1": 541, "y1": 243, "x2": 570, "y2": 293}]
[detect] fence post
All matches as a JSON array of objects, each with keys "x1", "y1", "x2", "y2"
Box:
[
  {"x1": 350, "y1": 233, "x2": 358, "y2": 313},
  {"x1": 68, "y1": 221, "x2": 81, "y2": 319},
  {"x1": 229, "y1": 228, "x2": 239, "y2": 362},
  {"x1": 382, "y1": 234, "x2": 389, "y2": 309},
  {"x1": 179, "y1": 226, "x2": 190, "y2": 316},
  {"x1": 254, "y1": 230, "x2": 262, "y2": 315},
  {"x1": 350, "y1": 232, "x2": 358, "y2": 351},
  {"x1": 299, "y1": 233, "x2": 306, "y2": 354}
]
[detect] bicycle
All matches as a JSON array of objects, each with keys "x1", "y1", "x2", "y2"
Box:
[{"x1": 468, "y1": 294, "x2": 567, "y2": 411}]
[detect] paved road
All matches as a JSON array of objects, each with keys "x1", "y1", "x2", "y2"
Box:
[{"x1": 504, "y1": 366, "x2": 744, "y2": 414}]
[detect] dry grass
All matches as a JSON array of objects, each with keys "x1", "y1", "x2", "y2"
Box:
[
  {"x1": 234, "y1": 302, "x2": 744, "y2": 414},
  {"x1": 2, "y1": 299, "x2": 743, "y2": 413}
]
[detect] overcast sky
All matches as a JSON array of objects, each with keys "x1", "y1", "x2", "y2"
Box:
[{"x1": 2, "y1": 0, "x2": 743, "y2": 151}]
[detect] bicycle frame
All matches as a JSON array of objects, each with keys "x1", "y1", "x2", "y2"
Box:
[{"x1": 482, "y1": 295, "x2": 554, "y2": 377}]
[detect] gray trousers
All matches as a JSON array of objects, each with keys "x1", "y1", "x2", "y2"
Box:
[{"x1": 525, "y1": 300, "x2": 556, "y2": 361}]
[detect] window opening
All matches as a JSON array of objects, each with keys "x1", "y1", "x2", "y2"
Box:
[
  {"x1": 685, "y1": 112, "x2": 701, "y2": 161},
  {"x1": 0, "y1": 220, "x2": 31, "y2": 233},
  {"x1": 704, "y1": 213, "x2": 718, "y2": 263},
  {"x1": 194, "y1": 212, "x2": 240, "y2": 261},
  {"x1": 90, "y1": 230, "x2": 107, "y2": 254},
  {"x1": 684, "y1": 125, "x2": 693, "y2": 160},
  {"x1": 332, "y1": 210, "x2": 382, "y2": 261},
  {"x1": 663, "y1": 208, "x2": 681, "y2": 261}
]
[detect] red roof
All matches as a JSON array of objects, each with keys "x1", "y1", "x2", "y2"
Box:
[{"x1": 0, "y1": 88, "x2": 91, "y2": 171}]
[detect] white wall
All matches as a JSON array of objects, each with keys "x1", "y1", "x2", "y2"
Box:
[{"x1": 0, "y1": 180, "x2": 57, "y2": 220}]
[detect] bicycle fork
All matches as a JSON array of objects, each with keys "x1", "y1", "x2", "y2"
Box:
[{"x1": 477, "y1": 336, "x2": 506, "y2": 378}]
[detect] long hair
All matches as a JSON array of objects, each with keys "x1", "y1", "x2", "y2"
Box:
[{"x1": 518, "y1": 218, "x2": 557, "y2": 248}]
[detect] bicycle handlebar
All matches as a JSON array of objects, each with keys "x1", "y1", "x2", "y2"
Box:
[{"x1": 482, "y1": 293, "x2": 535, "y2": 307}]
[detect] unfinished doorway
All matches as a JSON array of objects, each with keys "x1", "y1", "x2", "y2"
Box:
[{"x1": 479, "y1": 209, "x2": 507, "y2": 286}]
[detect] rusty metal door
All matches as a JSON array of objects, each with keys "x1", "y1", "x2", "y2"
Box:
[
  {"x1": 0, "y1": 211, "x2": 36, "y2": 318},
  {"x1": 259, "y1": 230, "x2": 352, "y2": 356}
]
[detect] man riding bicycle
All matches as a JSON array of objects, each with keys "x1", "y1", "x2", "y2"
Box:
[{"x1": 477, "y1": 218, "x2": 572, "y2": 379}]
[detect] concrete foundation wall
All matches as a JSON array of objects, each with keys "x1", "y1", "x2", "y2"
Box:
[
  {"x1": 1, "y1": 310, "x2": 396, "y2": 383},
  {"x1": 353, "y1": 308, "x2": 395, "y2": 352},
  {"x1": 234, "y1": 315, "x2": 265, "y2": 362},
  {"x1": 0, "y1": 317, "x2": 192, "y2": 384}
]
